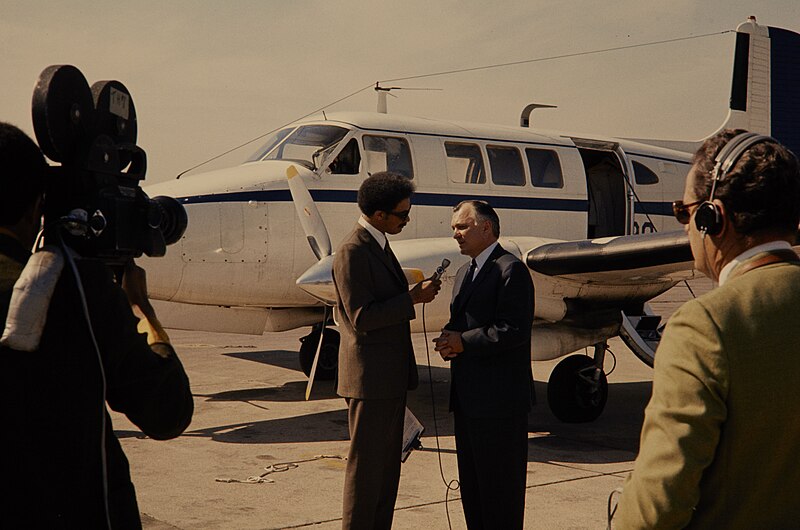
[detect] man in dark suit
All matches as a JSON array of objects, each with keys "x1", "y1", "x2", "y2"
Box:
[
  {"x1": 333, "y1": 171, "x2": 441, "y2": 529},
  {"x1": 434, "y1": 200, "x2": 534, "y2": 530}
]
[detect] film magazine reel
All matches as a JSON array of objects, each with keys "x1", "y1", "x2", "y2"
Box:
[
  {"x1": 30, "y1": 64, "x2": 186, "y2": 261},
  {"x1": 33, "y1": 64, "x2": 140, "y2": 169}
]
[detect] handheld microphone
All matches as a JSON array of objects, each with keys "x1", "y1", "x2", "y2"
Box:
[{"x1": 431, "y1": 258, "x2": 450, "y2": 281}]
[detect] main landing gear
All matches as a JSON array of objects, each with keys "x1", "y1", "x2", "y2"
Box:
[
  {"x1": 298, "y1": 324, "x2": 340, "y2": 381},
  {"x1": 547, "y1": 342, "x2": 609, "y2": 423}
]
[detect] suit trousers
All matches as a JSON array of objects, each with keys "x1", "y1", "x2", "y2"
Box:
[
  {"x1": 342, "y1": 396, "x2": 406, "y2": 530},
  {"x1": 454, "y1": 410, "x2": 529, "y2": 530}
]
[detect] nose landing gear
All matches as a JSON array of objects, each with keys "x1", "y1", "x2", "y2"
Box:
[{"x1": 298, "y1": 324, "x2": 339, "y2": 381}]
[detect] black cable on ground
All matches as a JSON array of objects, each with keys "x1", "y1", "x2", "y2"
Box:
[{"x1": 421, "y1": 303, "x2": 460, "y2": 530}]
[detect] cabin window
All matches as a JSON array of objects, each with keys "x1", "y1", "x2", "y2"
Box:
[
  {"x1": 487, "y1": 145, "x2": 525, "y2": 186},
  {"x1": 632, "y1": 161, "x2": 659, "y2": 185},
  {"x1": 526, "y1": 148, "x2": 563, "y2": 188},
  {"x1": 445, "y1": 142, "x2": 486, "y2": 184},
  {"x1": 363, "y1": 135, "x2": 414, "y2": 179},
  {"x1": 326, "y1": 138, "x2": 361, "y2": 175}
]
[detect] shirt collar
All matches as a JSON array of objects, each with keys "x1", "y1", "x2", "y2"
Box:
[
  {"x1": 358, "y1": 216, "x2": 387, "y2": 250},
  {"x1": 472, "y1": 241, "x2": 499, "y2": 275},
  {"x1": 718, "y1": 240, "x2": 792, "y2": 286}
]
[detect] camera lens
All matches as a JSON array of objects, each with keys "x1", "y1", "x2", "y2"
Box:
[{"x1": 152, "y1": 196, "x2": 188, "y2": 245}]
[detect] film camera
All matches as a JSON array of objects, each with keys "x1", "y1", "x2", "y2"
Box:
[{"x1": 31, "y1": 64, "x2": 186, "y2": 264}]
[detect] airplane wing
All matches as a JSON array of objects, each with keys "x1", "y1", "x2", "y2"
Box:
[
  {"x1": 518, "y1": 230, "x2": 695, "y2": 369},
  {"x1": 525, "y1": 229, "x2": 693, "y2": 281},
  {"x1": 296, "y1": 231, "x2": 697, "y2": 360}
]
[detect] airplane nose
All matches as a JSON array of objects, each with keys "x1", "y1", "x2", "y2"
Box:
[{"x1": 296, "y1": 254, "x2": 336, "y2": 304}]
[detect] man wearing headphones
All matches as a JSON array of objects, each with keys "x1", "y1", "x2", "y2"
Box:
[{"x1": 614, "y1": 129, "x2": 800, "y2": 528}]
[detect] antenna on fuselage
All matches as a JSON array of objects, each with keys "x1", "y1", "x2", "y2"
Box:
[
  {"x1": 520, "y1": 103, "x2": 557, "y2": 127},
  {"x1": 374, "y1": 82, "x2": 442, "y2": 113}
]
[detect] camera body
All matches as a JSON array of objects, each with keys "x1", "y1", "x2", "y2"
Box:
[{"x1": 32, "y1": 65, "x2": 186, "y2": 265}]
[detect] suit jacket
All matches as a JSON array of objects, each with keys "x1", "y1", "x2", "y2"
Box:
[
  {"x1": 333, "y1": 225, "x2": 418, "y2": 399},
  {"x1": 616, "y1": 252, "x2": 800, "y2": 529},
  {"x1": 447, "y1": 244, "x2": 534, "y2": 418}
]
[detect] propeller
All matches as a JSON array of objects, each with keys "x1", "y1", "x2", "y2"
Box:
[
  {"x1": 286, "y1": 165, "x2": 331, "y2": 260},
  {"x1": 286, "y1": 164, "x2": 333, "y2": 400}
]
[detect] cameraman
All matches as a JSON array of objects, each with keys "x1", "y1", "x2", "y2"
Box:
[{"x1": 0, "y1": 122, "x2": 193, "y2": 528}]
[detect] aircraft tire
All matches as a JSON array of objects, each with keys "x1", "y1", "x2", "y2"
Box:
[
  {"x1": 298, "y1": 325, "x2": 339, "y2": 381},
  {"x1": 547, "y1": 354, "x2": 608, "y2": 423}
]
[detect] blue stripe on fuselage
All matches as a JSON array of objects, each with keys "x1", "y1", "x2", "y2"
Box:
[
  {"x1": 633, "y1": 202, "x2": 673, "y2": 216},
  {"x1": 177, "y1": 189, "x2": 674, "y2": 216}
]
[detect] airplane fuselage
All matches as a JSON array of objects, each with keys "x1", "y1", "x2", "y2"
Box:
[{"x1": 142, "y1": 112, "x2": 692, "y2": 352}]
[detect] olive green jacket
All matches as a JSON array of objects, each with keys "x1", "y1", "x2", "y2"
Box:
[{"x1": 616, "y1": 253, "x2": 800, "y2": 529}]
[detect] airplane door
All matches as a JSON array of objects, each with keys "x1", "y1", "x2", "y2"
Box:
[
  {"x1": 613, "y1": 145, "x2": 636, "y2": 236},
  {"x1": 574, "y1": 140, "x2": 635, "y2": 238}
]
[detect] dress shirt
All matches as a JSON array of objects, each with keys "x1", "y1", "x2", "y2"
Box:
[
  {"x1": 358, "y1": 216, "x2": 387, "y2": 250},
  {"x1": 469, "y1": 241, "x2": 499, "y2": 281}
]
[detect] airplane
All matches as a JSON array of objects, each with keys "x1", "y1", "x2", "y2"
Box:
[{"x1": 140, "y1": 17, "x2": 800, "y2": 422}]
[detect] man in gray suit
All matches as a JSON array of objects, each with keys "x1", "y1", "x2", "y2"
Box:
[
  {"x1": 434, "y1": 200, "x2": 534, "y2": 530},
  {"x1": 333, "y1": 171, "x2": 441, "y2": 530}
]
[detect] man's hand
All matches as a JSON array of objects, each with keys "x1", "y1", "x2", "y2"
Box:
[
  {"x1": 122, "y1": 260, "x2": 154, "y2": 317},
  {"x1": 409, "y1": 278, "x2": 441, "y2": 304},
  {"x1": 433, "y1": 329, "x2": 463, "y2": 360},
  {"x1": 122, "y1": 260, "x2": 171, "y2": 349}
]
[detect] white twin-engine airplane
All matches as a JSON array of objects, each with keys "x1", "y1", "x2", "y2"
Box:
[{"x1": 142, "y1": 18, "x2": 800, "y2": 422}]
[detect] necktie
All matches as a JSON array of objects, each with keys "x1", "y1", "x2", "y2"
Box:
[
  {"x1": 459, "y1": 259, "x2": 477, "y2": 294},
  {"x1": 384, "y1": 241, "x2": 404, "y2": 279}
]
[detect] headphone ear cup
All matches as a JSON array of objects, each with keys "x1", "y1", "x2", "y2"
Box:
[{"x1": 694, "y1": 202, "x2": 722, "y2": 235}]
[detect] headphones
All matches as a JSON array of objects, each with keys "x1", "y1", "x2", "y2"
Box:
[{"x1": 694, "y1": 132, "x2": 775, "y2": 235}]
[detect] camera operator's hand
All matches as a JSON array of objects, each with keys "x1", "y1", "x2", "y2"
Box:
[
  {"x1": 122, "y1": 260, "x2": 171, "y2": 351},
  {"x1": 409, "y1": 277, "x2": 441, "y2": 304},
  {"x1": 122, "y1": 261, "x2": 152, "y2": 312}
]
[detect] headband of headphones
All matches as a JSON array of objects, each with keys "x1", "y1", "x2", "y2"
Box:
[{"x1": 708, "y1": 132, "x2": 775, "y2": 202}]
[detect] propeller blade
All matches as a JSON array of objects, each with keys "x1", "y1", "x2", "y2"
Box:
[
  {"x1": 296, "y1": 255, "x2": 425, "y2": 305},
  {"x1": 286, "y1": 165, "x2": 332, "y2": 260},
  {"x1": 305, "y1": 306, "x2": 330, "y2": 401}
]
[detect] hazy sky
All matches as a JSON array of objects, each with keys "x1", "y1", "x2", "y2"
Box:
[{"x1": 2, "y1": 1, "x2": 798, "y2": 183}]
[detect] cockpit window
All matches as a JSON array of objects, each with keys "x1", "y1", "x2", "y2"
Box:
[
  {"x1": 248, "y1": 125, "x2": 349, "y2": 170},
  {"x1": 246, "y1": 127, "x2": 293, "y2": 162}
]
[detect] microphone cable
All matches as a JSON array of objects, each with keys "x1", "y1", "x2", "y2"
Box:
[{"x1": 421, "y1": 302, "x2": 460, "y2": 530}]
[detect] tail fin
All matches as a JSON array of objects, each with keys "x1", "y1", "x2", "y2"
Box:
[
  {"x1": 627, "y1": 17, "x2": 800, "y2": 155},
  {"x1": 714, "y1": 17, "x2": 800, "y2": 156}
]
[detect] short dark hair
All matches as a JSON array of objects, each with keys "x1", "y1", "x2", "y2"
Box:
[
  {"x1": 0, "y1": 122, "x2": 47, "y2": 225},
  {"x1": 692, "y1": 129, "x2": 800, "y2": 235},
  {"x1": 453, "y1": 199, "x2": 500, "y2": 237},
  {"x1": 357, "y1": 171, "x2": 415, "y2": 216}
]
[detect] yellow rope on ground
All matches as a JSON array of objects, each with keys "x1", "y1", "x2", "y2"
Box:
[{"x1": 215, "y1": 455, "x2": 346, "y2": 484}]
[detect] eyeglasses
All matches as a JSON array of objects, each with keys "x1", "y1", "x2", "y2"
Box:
[
  {"x1": 672, "y1": 199, "x2": 704, "y2": 225},
  {"x1": 387, "y1": 208, "x2": 411, "y2": 221}
]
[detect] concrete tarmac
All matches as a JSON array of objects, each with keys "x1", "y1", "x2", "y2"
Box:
[{"x1": 114, "y1": 277, "x2": 712, "y2": 530}]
